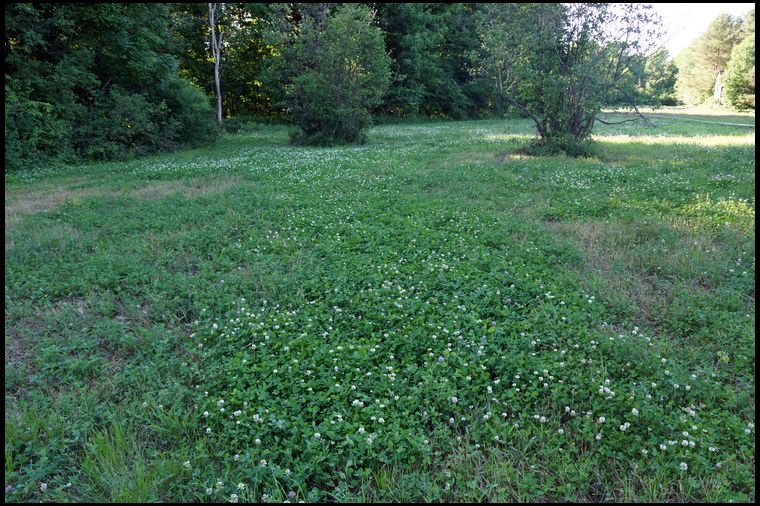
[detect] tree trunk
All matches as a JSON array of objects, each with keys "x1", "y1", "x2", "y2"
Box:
[{"x1": 209, "y1": 3, "x2": 223, "y2": 127}]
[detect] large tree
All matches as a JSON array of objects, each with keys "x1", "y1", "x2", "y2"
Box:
[
  {"x1": 675, "y1": 14, "x2": 743, "y2": 105},
  {"x1": 208, "y1": 3, "x2": 224, "y2": 126},
  {"x1": 476, "y1": 3, "x2": 662, "y2": 151}
]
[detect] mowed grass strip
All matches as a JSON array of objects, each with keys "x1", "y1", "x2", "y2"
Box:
[{"x1": 4, "y1": 110, "x2": 755, "y2": 502}]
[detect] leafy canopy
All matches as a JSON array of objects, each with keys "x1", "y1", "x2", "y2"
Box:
[
  {"x1": 476, "y1": 3, "x2": 662, "y2": 153},
  {"x1": 266, "y1": 4, "x2": 391, "y2": 145}
]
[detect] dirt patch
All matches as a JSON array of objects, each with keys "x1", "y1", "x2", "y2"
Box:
[
  {"x1": 5, "y1": 325, "x2": 33, "y2": 367},
  {"x1": 546, "y1": 220, "x2": 668, "y2": 325},
  {"x1": 129, "y1": 176, "x2": 243, "y2": 200},
  {"x1": 5, "y1": 176, "x2": 244, "y2": 233},
  {"x1": 548, "y1": 220, "x2": 611, "y2": 272},
  {"x1": 5, "y1": 186, "x2": 102, "y2": 230}
]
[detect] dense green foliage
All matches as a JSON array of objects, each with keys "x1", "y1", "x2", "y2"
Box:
[
  {"x1": 7, "y1": 3, "x2": 758, "y2": 162},
  {"x1": 5, "y1": 111, "x2": 755, "y2": 503},
  {"x1": 639, "y1": 49, "x2": 680, "y2": 106},
  {"x1": 375, "y1": 3, "x2": 492, "y2": 119},
  {"x1": 171, "y1": 3, "x2": 278, "y2": 119},
  {"x1": 4, "y1": 3, "x2": 218, "y2": 171},
  {"x1": 477, "y1": 3, "x2": 662, "y2": 154},
  {"x1": 266, "y1": 4, "x2": 391, "y2": 145},
  {"x1": 675, "y1": 13, "x2": 745, "y2": 105},
  {"x1": 724, "y1": 12, "x2": 755, "y2": 111}
]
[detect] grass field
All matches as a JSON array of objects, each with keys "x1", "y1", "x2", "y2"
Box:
[{"x1": 4, "y1": 109, "x2": 755, "y2": 502}]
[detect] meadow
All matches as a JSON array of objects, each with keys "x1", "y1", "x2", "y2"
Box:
[{"x1": 4, "y1": 110, "x2": 755, "y2": 502}]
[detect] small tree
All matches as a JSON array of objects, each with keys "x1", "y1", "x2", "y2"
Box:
[
  {"x1": 267, "y1": 4, "x2": 391, "y2": 145},
  {"x1": 476, "y1": 3, "x2": 662, "y2": 154},
  {"x1": 208, "y1": 3, "x2": 224, "y2": 126}
]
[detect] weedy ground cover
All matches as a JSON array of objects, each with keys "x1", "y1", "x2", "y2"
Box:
[{"x1": 4, "y1": 110, "x2": 755, "y2": 502}]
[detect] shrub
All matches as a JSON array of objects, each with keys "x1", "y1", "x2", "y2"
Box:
[
  {"x1": 272, "y1": 4, "x2": 391, "y2": 146},
  {"x1": 157, "y1": 75, "x2": 219, "y2": 148},
  {"x1": 5, "y1": 86, "x2": 75, "y2": 170},
  {"x1": 4, "y1": 3, "x2": 218, "y2": 171}
]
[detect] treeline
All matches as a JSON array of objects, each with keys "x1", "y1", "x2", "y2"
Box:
[
  {"x1": 675, "y1": 9, "x2": 755, "y2": 108},
  {"x1": 5, "y1": 3, "x2": 753, "y2": 170},
  {"x1": 168, "y1": 3, "x2": 681, "y2": 122},
  {"x1": 168, "y1": 3, "x2": 511, "y2": 123},
  {"x1": 5, "y1": 4, "x2": 217, "y2": 171}
]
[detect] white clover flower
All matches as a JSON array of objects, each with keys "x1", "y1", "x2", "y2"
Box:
[
  {"x1": 233, "y1": 454, "x2": 240, "y2": 461},
  {"x1": 40, "y1": 483, "x2": 47, "y2": 492},
  {"x1": 183, "y1": 460, "x2": 191, "y2": 468},
  {"x1": 259, "y1": 459, "x2": 267, "y2": 467},
  {"x1": 450, "y1": 396, "x2": 458, "y2": 404},
  {"x1": 659, "y1": 444, "x2": 667, "y2": 451},
  {"x1": 229, "y1": 493, "x2": 239, "y2": 503},
  {"x1": 237, "y1": 483, "x2": 246, "y2": 490},
  {"x1": 631, "y1": 408, "x2": 639, "y2": 416},
  {"x1": 595, "y1": 433, "x2": 602, "y2": 440},
  {"x1": 598, "y1": 416, "x2": 606, "y2": 423},
  {"x1": 206, "y1": 488, "x2": 213, "y2": 495},
  {"x1": 679, "y1": 462, "x2": 688, "y2": 471},
  {"x1": 314, "y1": 433, "x2": 321, "y2": 439}
]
